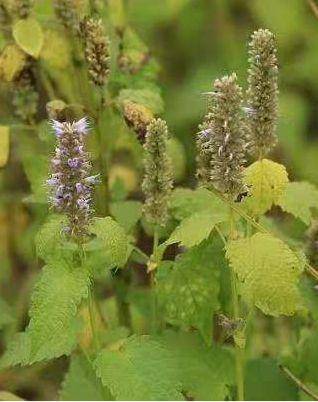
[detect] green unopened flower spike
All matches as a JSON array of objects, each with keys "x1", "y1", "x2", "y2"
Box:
[
  {"x1": 142, "y1": 118, "x2": 173, "y2": 226},
  {"x1": 80, "y1": 17, "x2": 110, "y2": 87},
  {"x1": 196, "y1": 73, "x2": 248, "y2": 197},
  {"x1": 53, "y1": 0, "x2": 78, "y2": 31},
  {"x1": 246, "y1": 28, "x2": 279, "y2": 158}
]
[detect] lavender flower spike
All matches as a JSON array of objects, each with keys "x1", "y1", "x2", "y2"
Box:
[{"x1": 47, "y1": 117, "x2": 98, "y2": 240}]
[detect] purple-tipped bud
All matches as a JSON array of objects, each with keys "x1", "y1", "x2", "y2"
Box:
[{"x1": 47, "y1": 117, "x2": 98, "y2": 240}]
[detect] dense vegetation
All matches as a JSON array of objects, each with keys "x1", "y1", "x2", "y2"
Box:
[{"x1": 1, "y1": 1, "x2": 318, "y2": 401}]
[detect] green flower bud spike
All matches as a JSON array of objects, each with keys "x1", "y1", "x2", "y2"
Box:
[
  {"x1": 246, "y1": 28, "x2": 279, "y2": 158},
  {"x1": 142, "y1": 118, "x2": 173, "y2": 226},
  {"x1": 196, "y1": 73, "x2": 248, "y2": 198}
]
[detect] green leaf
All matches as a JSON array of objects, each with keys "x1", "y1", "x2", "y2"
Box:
[
  {"x1": 60, "y1": 354, "x2": 111, "y2": 401},
  {"x1": 158, "y1": 330, "x2": 234, "y2": 400},
  {"x1": 165, "y1": 210, "x2": 226, "y2": 248},
  {"x1": 169, "y1": 187, "x2": 227, "y2": 220},
  {"x1": 94, "y1": 335, "x2": 183, "y2": 401},
  {"x1": 35, "y1": 215, "x2": 64, "y2": 262},
  {"x1": 277, "y1": 182, "x2": 318, "y2": 225},
  {"x1": 245, "y1": 358, "x2": 298, "y2": 401},
  {"x1": 87, "y1": 217, "x2": 130, "y2": 270},
  {"x1": 226, "y1": 233, "x2": 304, "y2": 316},
  {"x1": 0, "y1": 126, "x2": 9, "y2": 168},
  {"x1": 243, "y1": 159, "x2": 289, "y2": 216},
  {"x1": 1, "y1": 259, "x2": 90, "y2": 366},
  {"x1": 22, "y1": 154, "x2": 48, "y2": 203},
  {"x1": 110, "y1": 200, "x2": 142, "y2": 233},
  {"x1": 157, "y1": 240, "x2": 221, "y2": 343},
  {"x1": 13, "y1": 18, "x2": 44, "y2": 58},
  {"x1": 0, "y1": 297, "x2": 14, "y2": 329}
]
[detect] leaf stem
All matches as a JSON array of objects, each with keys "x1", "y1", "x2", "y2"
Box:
[{"x1": 279, "y1": 365, "x2": 318, "y2": 401}]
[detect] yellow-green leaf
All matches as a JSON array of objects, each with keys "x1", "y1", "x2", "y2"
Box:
[
  {"x1": 0, "y1": 44, "x2": 26, "y2": 82},
  {"x1": 165, "y1": 210, "x2": 227, "y2": 248},
  {"x1": 13, "y1": 18, "x2": 44, "y2": 58},
  {"x1": 277, "y1": 181, "x2": 318, "y2": 225},
  {"x1": 0, "y1": 126, "x2": 9, "y2": 167},
  {"x1": 226, "y1": 233, "x2": 304, "y2": 316},
  {"x1": 243, "y1": 159, "x2": 289, "y2": 216}
]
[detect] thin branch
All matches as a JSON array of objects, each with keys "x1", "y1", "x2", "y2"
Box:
[
  {"x1": 307, "y1": 0, "x2": 318, "y2": 20},
  {"x1": 279, "y1": 365, "x2": 318, "y2": 401}
]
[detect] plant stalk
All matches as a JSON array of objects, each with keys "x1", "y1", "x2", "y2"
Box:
[{"x1": 228, "y1": 208, "x2": 245, "y2": 401}]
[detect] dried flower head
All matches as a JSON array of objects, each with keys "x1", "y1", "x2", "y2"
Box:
[
  {"x1": 123, "y1": 101, "x2": 153, "y2": 143},
  {"x1": 12, "y1": 58, "x2": 38, "y2": 123},
  {"x1": 11, "y1": 0, "x2": 33, "y2": 18},
  {"x1": 246, "y1": 28, "x2": 279, "y2": 158},
  {"x1": 142, "y1": 118, "x2": 173, "y2": 226},
  {"x1": 196, "y1": 73, "x2": 248, "y2": 197},
  {"x1": 53, "y1": 0, "x2": 78, "y2": 31},
  {"x1": 47, "y1": 117, "x2": 99, "y2": 240},
  {"x1": 80, "y1": 17, "x2": 110, "y2": 87}
]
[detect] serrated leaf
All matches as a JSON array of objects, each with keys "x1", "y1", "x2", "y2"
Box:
[
  {"x1": 27, "y1": 259, "x2": 89, "y2": 363},
  {"x1": 0, "y1": 44, "x2": 26, "y2": 82},
  {"x1": 157, "y1": 240, "x2": 220, "y2": 343},
  {"x1": 60, "y1": 354, "x2": 111, "y2": 401},
  {"x1": 87, "y1": 217, "x2": 130, "y2": 271},
  {"x1": 158, "y1": 330, "x2": 234, "y2": 400},
  {"x1": 35, "y1": 215, "x2": 64, "y2": 262},
  {"x1": 94, "y1": 335, "x2": 183, "y2": 400},
  {"x1": 169, "y1": 187, "x2": 227, "y2": 220},
  {"x1": 0, "y1": 126, "x2": 9, "y2": 168},
  {"x1": 110, "y1": 200, "x2": 142, "y2": 233},
  {"x1": 277, "y1": 182, "x2": 318, "y2": 225},
  {"x1": 1, "y1": 260, "x2": 90, "y2": 366},
  {"x1": 226, "y1": 233, "x2": 304, "y2": 316},
  {"x1": 13, "y1": 18, "x2": 44, "y2": 58},
  {"x1": 243, "y1": 159, "x2": 289, "y2": 216},
  {"x1": 165, "y1": 210, "x2": 226, "y2": 248}
]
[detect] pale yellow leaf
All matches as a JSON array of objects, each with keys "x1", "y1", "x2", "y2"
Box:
[{"x1": 13, "y1": 18, "x2": 44, "y2": 58}]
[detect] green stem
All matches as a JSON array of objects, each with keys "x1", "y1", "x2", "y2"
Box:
[
  {"x1": 88, "y1": 284, "x2": 100, "y2": 353},
  {"x1": 150, "y1": 227, "x2": 159, "y2": 333},
  {"x1": 228, "y1": 209, "x2": 245, "y2": 401}
]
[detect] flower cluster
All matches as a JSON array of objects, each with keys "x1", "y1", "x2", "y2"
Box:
[
  {"x1": 142, "y1": 118, "x2": 173, "y2": 226},
  {"x1": 196, "y1": 73, "x2": 248, "y2": 197},
  {"x1": 47, "y1": 117, "x2": 99, "y2": 240},
  {"x1": 11, "y1": 0, "x2": 33, "y2": 18},
  {"x1": 13, "y1": 58, "x2": 38, "y2": 123},
  {"x1": 246, "y1": 28, "x2": 279, "y2": 158},
  {"x1": 53, "y1": 0, "x2": 78, "y2": 31},
  {"x1": 80, "y1": 17, "x2": 110, "y2": 87}
]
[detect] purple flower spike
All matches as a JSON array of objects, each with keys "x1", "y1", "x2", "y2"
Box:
[
  {"x1": 51, "y1": 120, "x2": 65, "y2": 137},
  {"x1": 46, "y1": 117, "x2": 98, "y2": 239},
  {"x1": 74, "y1": 117, "x2": 90, "y2": 135},
  {"x1": 68, "y1": 158, "x2": 82, "y2": 169}
]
